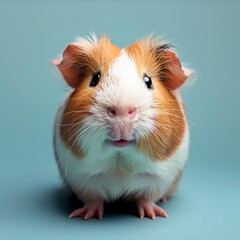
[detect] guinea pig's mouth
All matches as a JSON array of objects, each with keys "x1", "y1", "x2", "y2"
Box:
[{"x1": 108, "y1": 139, "x2": 133, "y2": 148}]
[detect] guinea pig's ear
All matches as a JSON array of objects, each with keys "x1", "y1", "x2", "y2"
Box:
[
  {"x1": 52, "y1": 44, "x2": 86, "y2": 88},
  {"x1": 160, "y1": 48, "x2": 193, "y2": 91}
]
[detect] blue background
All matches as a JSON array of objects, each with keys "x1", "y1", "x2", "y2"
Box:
[{"x1": 1, "y1": 0, "x2": 240, "y2": 239}]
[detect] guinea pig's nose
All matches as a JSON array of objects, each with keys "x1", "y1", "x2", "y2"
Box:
[{"x1": 107, "y1": 106, "x2": 137, "y2": 119}]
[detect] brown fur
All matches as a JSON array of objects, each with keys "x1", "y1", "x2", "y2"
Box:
[
  {"x1": 126, "y1": 36, "x2": 168, "y2": 80},
  {"x1": 60, "y1": 91, "x2": 94, "y2": 158},
  {"x1": 58, "y1": 36, "x2": 121, "y2": 158},
  {"x1": 126, "y1": 37, "x2": 187, "y2": 161},
  {"x1": 137, "y1": 89, "x2": 186, "y2": 160}
]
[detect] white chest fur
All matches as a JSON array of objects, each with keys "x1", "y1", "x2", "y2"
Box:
[{"x1": 54, "y1": 100, "x2": 189, "y2": 202}]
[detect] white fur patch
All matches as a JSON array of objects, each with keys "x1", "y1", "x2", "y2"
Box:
[{"x1": 89, "y1": 50, "x2": 157, "y2": 141}]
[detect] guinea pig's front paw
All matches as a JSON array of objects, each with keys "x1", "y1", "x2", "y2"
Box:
[
  {"x1": 136, "y1": 198, "x2": 168, "y2": 219},
  {"x1": 69, "y1": 200, "x2": 104, "y2": 220}
]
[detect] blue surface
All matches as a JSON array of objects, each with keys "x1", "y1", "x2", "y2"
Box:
[{"x1": 1, "y1": 1, "x2": 240, "y2": 239}]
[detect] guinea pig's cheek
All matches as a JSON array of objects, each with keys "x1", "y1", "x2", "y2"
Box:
[{"x1": 133, "y1": 107, "x2": 157, "y2": 140}]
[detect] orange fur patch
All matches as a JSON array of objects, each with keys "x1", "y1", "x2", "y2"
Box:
[
  {"x1": 59, "y1": 36, "x2": 121, "y2": 158},
  {"x1": 137, "y1": 88, "x2": 186, "y2": 160},
  {"x1": 126, "y1": 36, "x2": 168, "y2": 80},
  {"x1": 126, "y1": 38, "x2": 186, "y2": 161}
]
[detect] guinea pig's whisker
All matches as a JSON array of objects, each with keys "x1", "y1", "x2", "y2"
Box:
[
  {"x1": 160, "y1": 108, "x2": 184, "y2": 112},
  {"x1": 68, "y1": 123, "x2": 97, "y2": 151},
  {"x1": 160, "y1": 112, "x2": 185, "y2": 120},
  {"x1": 158, "y1": 118, "x2": 186, "y2": 130},
  {"x1": 63, "y1": 110, "x2": 88, "y2": 117},
  {"x1": 66, "y1": 121, "x2": 96, "y2": 146},
  {"x1": 161, "y1": 125, "x2": 185, "y2": 143},
  {"x1": 64, "y1": 121, "x2": 83, "y2": 132},
  {"x1": 57, "y1": 110, "x2": 93, "y2": 133},
  {"x1": 77, "y1": 123, "x2": 105, "y2": 145},
  {"x1": 152, "y1": 123, "x2": 184, "y2": 143},
  {"x1": 81, "y1": 122, "x2": 102, "y2": 134},
  {"x1": 57, "y1": 122, "x2": 83, "y2": 140},
  {"x1": 77, "y1": 125, "x2": 93, "y2": 139},
  {"x1": 135, "y1": 123, "x2": 150, "y2": 139},
  {"x1": 91, "y1": 127, "x2": 103, "y2": 144},
  {"x1": 159, "y1": 122, "x2": 183, "y2": 132},
  {"x1": 159, "y1": 108, "x2": 183, "y2": 111},
  {"x1": 73, "y1": 124, "x2": 104, "y2": 151},
  {"x1": 160, "y1": 111, "x2": 196, "y2": 126},
  {"x1": 161, "y1": 104, "x2": 198, "y2": 118},
  {"x1": 65, "y1": 127, "x2": 82, "y2": 148},
  {"x1": 69, "y1": 132, "x2": 82, "y2": 152},
  {"x1": 151, "y1": 131, "x2": 169, "y2": 147}
]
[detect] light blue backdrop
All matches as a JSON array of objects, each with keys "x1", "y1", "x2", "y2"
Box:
[{"x1": 1, "y1": 1, "x2": 239, "y2": 239}]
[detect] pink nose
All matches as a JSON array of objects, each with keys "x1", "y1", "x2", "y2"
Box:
[{"x1": 107, "y1": 106, "x2": 137, "y2": 119}]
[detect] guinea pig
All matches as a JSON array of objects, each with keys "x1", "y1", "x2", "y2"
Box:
[{"x1": 52, "y1": 34, "x2": 192, "y2": 220}]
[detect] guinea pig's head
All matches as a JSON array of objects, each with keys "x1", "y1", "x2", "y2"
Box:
[{"x1": 53, "y1": 34, "x2": 192, "y2": 160}]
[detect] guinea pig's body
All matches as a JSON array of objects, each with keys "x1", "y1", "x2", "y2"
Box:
[{"x1": 53, "y1": 34, "x2": 192, "y2": 220}]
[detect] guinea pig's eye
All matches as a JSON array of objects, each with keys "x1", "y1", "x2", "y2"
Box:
[
  {"x1": 90, "y1": 71, "x2": 101, "y2": 87},
  {"x1": 143, "y1": 74, "x2": 153, "y2": 89}
]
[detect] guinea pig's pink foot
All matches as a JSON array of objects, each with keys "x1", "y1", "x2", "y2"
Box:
[
  {"x1": 69, "y1": 200, "x2": 104, "y2": 220},
  {"x1": 137, "y1": 198, "x2": 168, "y2": 219}
]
